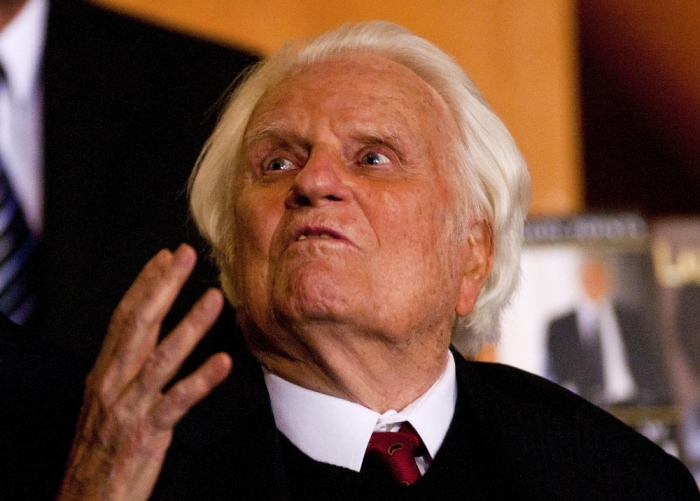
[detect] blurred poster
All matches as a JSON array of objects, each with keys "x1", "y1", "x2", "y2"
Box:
[
  {"x1": 651, "y1": 218, "x2": 700, "y2": 479},
  {"x1": 498, "y1": 214, "x2": 689, "y2": 472}
]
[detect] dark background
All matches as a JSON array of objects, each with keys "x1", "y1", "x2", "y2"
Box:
[{"x1": 579, "y1": 0, "x2": 700, "y2": 215}]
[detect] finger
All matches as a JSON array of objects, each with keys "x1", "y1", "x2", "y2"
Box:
[
  {"x1": 126, "y1": 288, "x2": 224, "y2": 404},
  {"x1": 151, "y1": 352, "x2": 233, "y2": 430},
  {"x1": 98, "y1": 244, "x2": 197, "y2": 397}
]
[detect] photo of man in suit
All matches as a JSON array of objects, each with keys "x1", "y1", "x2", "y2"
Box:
[
  {"x1": 547, "y1": 257, "x2": 671, "y2": 408},
  {"x1": 47, "y1": 22, "x2": 697, "y2": 500}
]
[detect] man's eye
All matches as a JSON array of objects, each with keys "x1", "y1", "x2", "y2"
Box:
[
  {"x1": 266, "y1": 158, "x2": 295, "y2": 171},
  {"x1": 360, "y1": 152, "x2": 390, "y2": 165}
]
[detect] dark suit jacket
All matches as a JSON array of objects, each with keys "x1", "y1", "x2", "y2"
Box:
[
  {"x1": 2, "y1": 317, "x2": 697, "y2": 499},
  {"x1": 0, "y1": 314, "x2": 87, "y2": 499},
  {"x1": 547, "y1": 303, "x2": 671, "y2": 406},
  {"x1": 35, "y1": 0, "x2": 256, "y2": 360}
]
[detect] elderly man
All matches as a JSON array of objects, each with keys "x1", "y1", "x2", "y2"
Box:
[{"x1": 56, "y1": 22, "x2": 698, "y2": 500}]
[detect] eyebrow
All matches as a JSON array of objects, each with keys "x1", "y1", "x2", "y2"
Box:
[
  {"x1": 242, "y1": 119, "x2": 413, "y2": 161},
  {"x1": 243, "y1": 119, "x2": 297, "y2": 148},
  {"x1": 351, "y1": 127, "x2": 407, "y2": 149}
]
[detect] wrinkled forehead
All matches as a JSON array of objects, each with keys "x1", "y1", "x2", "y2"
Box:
[{"x1": 243, "y1": 52, "x2": 458, "y2": 144}]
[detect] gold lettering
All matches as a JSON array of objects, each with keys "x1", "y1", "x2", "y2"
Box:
[{"x1": 652, "y1": 239, "x2": 700, "y2": 287}]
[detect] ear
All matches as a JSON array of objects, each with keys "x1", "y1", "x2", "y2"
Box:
[{"x1": 455, "y1": 220, "x2": 493, "y2": 317}]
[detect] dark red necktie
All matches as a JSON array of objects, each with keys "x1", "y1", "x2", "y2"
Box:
[{"x1": 361, "y1": 422, "x2": 426, "y2": 486}]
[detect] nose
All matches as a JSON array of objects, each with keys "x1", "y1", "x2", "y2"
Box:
[{"x1": 285, "y1": 149, "x2": 352, "y2": 208}]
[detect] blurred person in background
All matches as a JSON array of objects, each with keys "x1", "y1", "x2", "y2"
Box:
[
  {"x1": 0, "y1": 0, "x2": 255, "y2": 354},
  {"x1": 0, "y1": 0, "x2": 254, "y2": 497}
]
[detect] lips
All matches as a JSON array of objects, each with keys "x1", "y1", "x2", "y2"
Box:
[
  {"x1": 291, "y1": 227, "x2": 347, "y2": 243},
  {"x1": 297, "y1": 233, "x2": 332, "y2": 241}
]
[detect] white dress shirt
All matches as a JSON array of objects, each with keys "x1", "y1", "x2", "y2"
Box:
[
  {"x1": 264, "y1": 350, "x2": 457, "y2": 474},
  {"x1": 0, "y1": 0, "x2": 47, "y2": 235}
]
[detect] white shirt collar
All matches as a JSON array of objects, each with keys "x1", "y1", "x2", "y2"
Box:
[
  {"x1": 0, "y1": 0, "x2": 48, "y2": 100},
  {"x1": 264, "y1": 350, "x2": 457, "y2": 472}
]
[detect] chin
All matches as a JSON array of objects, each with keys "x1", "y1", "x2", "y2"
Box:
[{"x1": 273, "y1": 274, "x2": 355, "y2": 323}]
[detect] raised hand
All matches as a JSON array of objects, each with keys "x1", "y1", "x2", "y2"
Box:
[{"x1": 57, "y1": 245, "x2": 232, "y2": 501}]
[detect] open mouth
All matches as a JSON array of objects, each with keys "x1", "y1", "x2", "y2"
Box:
[
  {"x1": 292, "y1": 227, "x2": 347, "y2": 243},
  {"x1": 297, "y1": 233, "x2": 335, "y2": 241}
]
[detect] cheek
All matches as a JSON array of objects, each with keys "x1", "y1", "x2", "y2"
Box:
[
  {"x1": 364, "y1": 193, "x2": 445, "y2": 301},
  {"x1": 233, "y1": 190, "x2": 285, "y2": 301},
  {"x1": 378, "y1": 188, "x2": 449, "y2": 250},
  {"x1": 235, "y1": 184, "x2": 289, "y2": 255},
  {"x1": 378, "y1": 184, "x2": 461, "y2": 290},
  {"x1": 362, "y1": 188, "x2": 461, "y2": 337}
]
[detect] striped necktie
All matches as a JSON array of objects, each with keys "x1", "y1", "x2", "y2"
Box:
[
  {"x1": 0, "y1": 65, "x2": 37, "y2": 324},
  {"x1": 0, "y1": 167, "x2": 37, "y2": 324}
]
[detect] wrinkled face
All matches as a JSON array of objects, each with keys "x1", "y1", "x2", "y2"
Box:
[{"x1": 232, "y1": 53, "x2": 475, "y2": 353}]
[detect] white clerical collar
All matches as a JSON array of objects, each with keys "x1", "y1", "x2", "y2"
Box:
[
  {"x1": 0, "y1": 0, "x2": 48, "y2": 100},
  {"x1": 264, "y1": 350, "x2": 457, "y2": 472}
]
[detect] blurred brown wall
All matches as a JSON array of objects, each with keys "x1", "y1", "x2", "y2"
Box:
[
  {"x1": 92, "y1": 0, "x2": 583, "y2": 216},
  {"x1": 580, "y1": 0, "x2": 700, "y2": 216}
]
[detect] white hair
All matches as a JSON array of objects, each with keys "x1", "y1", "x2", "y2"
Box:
[{"x1": 189, "y1": 21, "x2": 531, "y2": 356}]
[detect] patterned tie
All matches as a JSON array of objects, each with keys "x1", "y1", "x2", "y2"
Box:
[
  {"x1": 361, "y1": 422, "x2": 426, "y2": 486},
  {"x1": 0, "y1": 164, "x2": 37, "y2": 324},
  {"x1": 0, "y1": 65, "x2": 37, "y2": 324}
]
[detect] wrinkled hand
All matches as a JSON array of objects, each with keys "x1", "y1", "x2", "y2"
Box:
[{"x1": 57, "y1": 245, "x2": 232, "y2": 501}]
